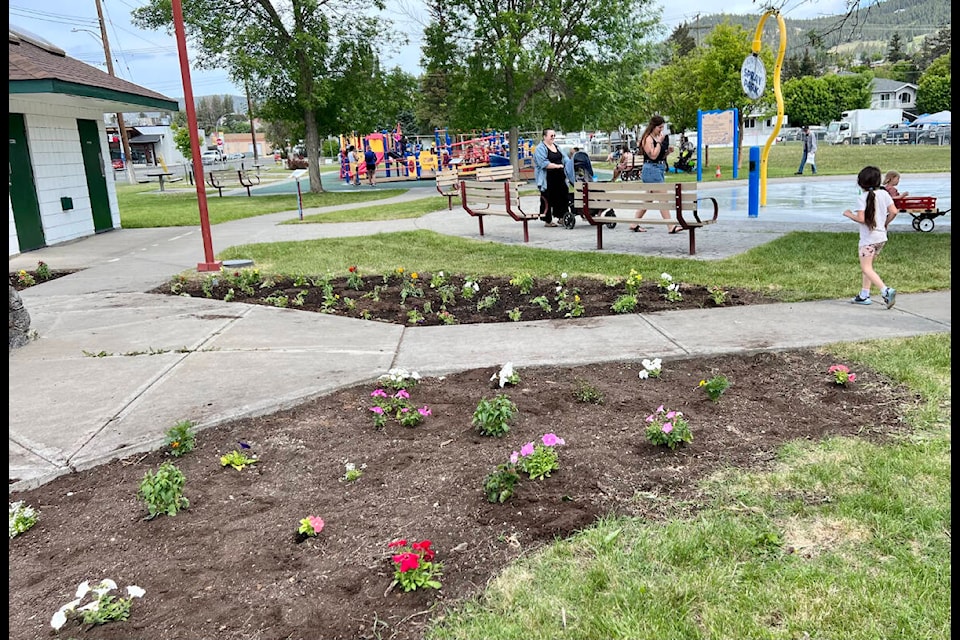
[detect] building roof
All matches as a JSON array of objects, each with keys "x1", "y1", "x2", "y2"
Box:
[
  {"x1": 128, "y1": 134, "x2": 162, "y2": 144},
  {"x1": 871, "y1": 77, "x2": 918, "y2": 93},
  {"x1": 9, "y1": 28, "x2": 178, "y2": 113}
]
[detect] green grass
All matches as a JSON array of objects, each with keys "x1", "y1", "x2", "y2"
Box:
[
  {"x1": 426, "y1": 334, "x2": 951, "y2": 640},
  {"x1": 282, "y1": 196, "x2": 451, "y2": 224},
  {"x1": 217, "y1": 230, "x2": 950, "y2": 301}
]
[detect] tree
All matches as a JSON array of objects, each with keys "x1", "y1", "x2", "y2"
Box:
[
  {"x1": 416, "y1": 0, "x2": 464, "y2": 133},
  {"x1": 172, "y1": 125, "x2": 193, "y2": 160},
  {"x1": 886, "y1": 32, "x2": 905, "y2": 63},
  {"x1": 438, "y1": 0, "x2": 660, "y2": 173},
  {"x1": 916, "y1": 53, "x2": 951, "y2": 114},
  {"x1": 132, "y1": 0, "x2": 388, "y2": 194}
]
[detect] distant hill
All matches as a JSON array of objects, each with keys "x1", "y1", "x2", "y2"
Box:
[{"x1": 677, "y1": 0, "x2": 950, "y2": 59}]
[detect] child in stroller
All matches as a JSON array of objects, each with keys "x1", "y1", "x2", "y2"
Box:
[
  {"x1": 572, "y1": 147, "x2": 595, "y2": 182},
  {"x1": 673, "y1": 135, "x2": 696, "y2": 173}
]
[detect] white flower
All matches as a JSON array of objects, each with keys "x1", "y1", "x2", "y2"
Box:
[
  {"x1": 492, "y1": 362, "x2": 516, "y2": 388},
  {"x1": 561, "y1": 272, "x2": 568, "y2": 279},
  {"x1": 556, "y1": 285, "x2": 563, "y2": 293},
  {"x1": 438, "y1": 271, "x2": 444, "y2": 277},
  {"x1": 660, "y1": 272, "x2": 672, "y2": 281},
  {"x1": 126, "y1": 585, "x2": 146, "y2": 598},
  {"x1": 472, "y1": 282, "x2": 480, "y2": 291},
  {"x1": 345, "y1": 462, "x2": 356, "y2": 472},
  {"x1": 638, "y1": 370, "x2": 649, "y2": 380}
]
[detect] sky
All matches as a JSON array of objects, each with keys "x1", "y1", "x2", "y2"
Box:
[{"x1": 10, "y1": 0, "x2": 854, "y2": 101}]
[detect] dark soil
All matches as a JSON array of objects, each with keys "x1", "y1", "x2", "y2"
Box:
[
  {"x1": 8, "y1": 348, "x2": 914, "y2": 640},
  {"x1": 9, "y1": 268, "x2": 78, "y2": 290},
  {"x1": 147, "y1": 272, "x2": 781, "y2": 325}
]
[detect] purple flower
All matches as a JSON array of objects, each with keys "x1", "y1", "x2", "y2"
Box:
[
  {"x1": 520, "y1": 442, "x2": 535, "y2": 457},
  {"x1": 656, "y1": 405, "x2": 665, "y2": 414},
  {"x1": 510, "y1": 451, "x2": 519, "y2": 465},
  {"x1": 370, "y1": 406, "x2": 384, "y2": 415},
  {"x1": 371, "y1": 389, "x2": 388, "y2": 398},
  {"x1": 418, "y1": 406, "x2": 432, "y2": 417},
  {"x1": 662, "y1": 423, "x2": 673, "y2": 433},
  {"x1": 395, "y1": 390, "x2": 410, "y2": 399},
  {"x1": 666, "y1": 411, "x2": 677, "y2": 419},
  {"x1": 542, "y1": 433, "x2": 562, "y2": 447}
]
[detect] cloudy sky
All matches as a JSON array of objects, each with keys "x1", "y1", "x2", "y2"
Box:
[{"x1": 10, "y1": 0, "x2": 853, "y2": 100}]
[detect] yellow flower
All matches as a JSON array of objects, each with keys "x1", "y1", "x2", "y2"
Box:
[
  {"x1": 171, "y1": 441, "x2": 180, "y2": 448},
  {"x1": 699, "y1": 380, "x2": 706, "y2": 386},
  {"x1": 411, "y1": 272, "x2": 418, "y2": 279},
  {"x1": 19, "y1": 270, "x2": 27, "y2": 276}
]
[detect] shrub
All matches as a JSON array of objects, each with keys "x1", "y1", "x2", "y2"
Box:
[
  {"x1": 138, "y1": 462, "x2": 189, "y2": 519},
  {"x1": 483, "y1": 463, "x2": 521, "y2": 503},
  {"x1": 164, "y1": 419, "x2": 196, "y2": 457},
  {"x1": 573, "y1": 378, "x2": 604, "y2": 404},
  {"x1": 699, "y1": 375, "x2": 731, "y2": 402},
  {"x1": 472, "y1": 394, "x2": 517, "y2": 437}
]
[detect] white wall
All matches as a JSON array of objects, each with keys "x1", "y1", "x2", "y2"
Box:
[{"x1": 9, "y1": 96, "x2": 121, "y2": 256}]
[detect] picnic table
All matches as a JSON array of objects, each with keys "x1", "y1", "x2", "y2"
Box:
[{"x1": 146, "y1": 172, "x2": 174, "y2": 192}]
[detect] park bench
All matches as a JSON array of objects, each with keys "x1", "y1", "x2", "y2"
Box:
[
  {"x1": 436, "y1": 168, "x2": 460, "y2": 210},
  {"x1": 459, "y1": 180, "x2": 540, "y2": 243},
  {"x1": 475, "y1": 165, "x2": 515, "y2": 181},
  {"x1": 206, "y1": 169, "x2": 261, "y2": 197},
  {"x1": 573, "y1": 181, "x2": 718, "y2": 254}
]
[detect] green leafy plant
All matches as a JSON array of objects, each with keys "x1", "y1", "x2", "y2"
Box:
[
  {"x1": 363, "y1": 285, "x2": 384, "y2": 302},
  {"x1": 506, "y1": 307, "x2": 523, "y2": 321},
  {"x1": 164, "y1": 419, "x2": 196, "y2": 457},
  {"x1": 293, "y1": 273, "x2": 310, "y2": 287},
  {"x1": 624, "y1": 268, "x2": 644, "y2": 295},
  {"x1": 35, "y1": 260, "x2": 51, "y2": 280},
  {"x1": 200, "y1": 274, "x2": 217, "y2": 298},
  {"x1": 708, "y1": 285, "x2": 728, "y2": 305},
  {"x1": 436, "y1": 310, "x2": 458, "y2": 325},
  {"x1": 377, "y1": 368, "x2": 422, "y2": 390},
  {"x1": 406, "y1": 309, "x2": 425, "y2": 324},
  {"x1": 436, "y1": 284, "x2": 458, "y2": 307},
  {"x1": 341, "y1": 462, "x2": 365, "y2": 482},
  {"x1": 369, "y1": 388, "x2": 432, "y2": 428},
  {"x1": 476, "y1": 286, "x2": 500, "y2": 311},
  {"x1": 221, "y1": 268, "x2": 262, "y2": 296},
  {"x1": 509, "y1": 272, "x2": 534, "y2": 294},
  {"x1": 346, "y1": 265, "x2": 364, "y2": 290},
  {"x1": 558, "y1": 292, "x2": 585, "y2": 318},
  {"x1": 611, "y1": 294, "x2": 638, "y2": 313},
  {"x1": 220, "y1": 449, "x2": 258, "y2": 471},
  {"x1": 472, "y1": 394, "x2": 517, "y2": 437},
  {"x1": 15, "y1": 269, "x2": 36, "y2": 287},
  {"x1": 388, "y1": 539, "x2": 442, "y2": 592},
  {"x1": 138, "y1": 461, "x2": 189, "y2": 519},
  {"x1": 483, "y1": 463, "x2": 521, "y2": 503},
  {"x1": 297, "y1": 515, "x2": 325, "y2": 537},
  {"x1": 645, "y1": 405, "x2": 693, "y2": 450},
  {"x1": 512, "y1": 433, "x2": 566, "y2": 480},
  {"x1": 50, "y1": 579, "x2": 146, "y2": 632},
  {"x1": 657, "y1": 272, "x2": 683, "y2": 302},
  {"x1": 429, "y1": 270, "x2": 447, "y2": 289},
  {"x1": 461, "y1": 279, "x2": 480, "y2": 300},
  {"x1": 399, "y1": 272, "x2": 424, "y2": 304},
  {"x1": 573, "y1": 378, "x2": 604, "y2": 404},
  {"x1": 699, "y1": 374, "x2": 731, "y2": 401},
  {"x1": 530, "y1": 295, "x2": 552, "y2": 311},
  {"x1": 828, "y1": 364, "x2": 857, "y2": 385},
  {"x1": 168, "y1": 273, "x2": 189, "y2": 295},
  {"x1": 9, "y1": 500, "x2": 39, "y2": 538},
  {"x1": 638, "y1": 358, "x2": 663, "y2": 379}
]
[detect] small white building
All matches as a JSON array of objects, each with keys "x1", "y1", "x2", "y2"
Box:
[{"x1": 9, "y1": 27, "x2": 179, "y2": 256}]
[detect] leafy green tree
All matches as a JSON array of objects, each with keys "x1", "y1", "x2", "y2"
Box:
[
  {"x1": 132, "y1": 0, "x2": 388, "y2": 194},
  {"x1": 914, "y1": 25, "x2": 951, "y2": 71},
  {"x1": 416, "y1": 1, "x2": 464, "y2": 133},
  {"x1": 172, "y1": 125, "x2": 193, "y2": 160},
  {"x1": 916, "y1": 53, "x2": 951, "y2": 114}
]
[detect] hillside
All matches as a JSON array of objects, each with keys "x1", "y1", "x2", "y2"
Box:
[{"x1": 684, "y1": 0, "x2": 949, "y2": 59}]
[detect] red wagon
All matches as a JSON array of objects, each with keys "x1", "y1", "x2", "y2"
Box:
[{"x1": 893, "y1": 196, "x2": 950, "y2": 232}]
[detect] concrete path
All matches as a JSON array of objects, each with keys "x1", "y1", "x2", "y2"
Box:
[{"x1": 8, "y1": 176, "x2": 951, "y2": 492}]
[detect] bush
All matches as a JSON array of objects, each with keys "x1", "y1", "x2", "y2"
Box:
[
  {"x1": 472, "y1": 394, "x2": 517, "y2": 437},
  {"x1": 138, "y1": 462, "x2": 189, "y2": 519}
]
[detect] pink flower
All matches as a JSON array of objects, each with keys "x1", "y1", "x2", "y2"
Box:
[
  {"x1": 645, "y1": 414, "x2": 655, "y2": 423},
  {"x1": 848, "y1": 373, "x2": 857, "y2": 382},
  {"x1": 418, "y1": 406, "x2": 432, "y2": 416},
  {"x1": 307, "y1": 516, "x2": 324, "y2": 533},
  {"x1": 510, "y1": 451, "x2": 519, "y2": 465},
  {"x1": 394, "y1": 390, "x2": 410, "y2": 399},
  {"x1": 370, "y1": 406, "x2": 384, "y2": 415},
  {"x1": 388, "y1": 539, "x2": 407, "y2": 548},
  {"x1": 371, "y1": 389, "x2": 388, "y2": 398},
  {"x1": 828, "y1": 364, "x2": 850, "y2": 374},
  {"x1": 662, "y1": 423, "x2": 673, "y2": 433},
  {"x1": 542, "y1": 433, "x2": 562, "y2": 447},
  {"x1": 666, "y1": 411, "x2": 677, "y2": 419},
  {"x1": 520, "y1": 442, "x2": 535, "y2": 457},
  {"x1": 412, "y1": 540, "x2": 435, "y2": 560},
  {"x1": 656, "y1": 405, "x2": 665, "y2": 413}
]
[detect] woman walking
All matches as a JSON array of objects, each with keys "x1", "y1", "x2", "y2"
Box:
[
  {"x1": 533, "y1": 129, "x2": 575, "y2": 227},
  {"x1": 630, "y1": 115, "x2": 679, "y2": 233}
]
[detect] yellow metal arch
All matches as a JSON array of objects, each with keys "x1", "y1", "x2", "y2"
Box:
[{"x1": 752, "y1": 11, "x2": 787, "y2": 206}]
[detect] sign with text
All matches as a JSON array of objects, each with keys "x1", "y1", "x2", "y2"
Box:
[{"x1": 701, "y1": 110, "x2": 736, "y2": 146}]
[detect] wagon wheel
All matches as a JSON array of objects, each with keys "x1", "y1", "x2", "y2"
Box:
[
  {"x1": 604, "y1": 209, "x2": 617, "y2": 229},
  {"x1": 918, "y1": 217, "x2": 935, "y2": 232},
  {"x1": 562, "y1": 212, "x2": 577, "y2": 229},
  {"x1": 912, "y1": 217, "x2": 921, "y2": 231}
]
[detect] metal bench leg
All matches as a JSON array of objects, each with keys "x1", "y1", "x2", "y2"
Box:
[
  {"x1": 522, "y1": 220, "x2": 529, "y2": 243},
  {"x1": 688, "y1": 229, "x2": 696, "y2": 255},
  {"x1": 596, "y1": 224, "x2": 604, "y2": 249},
  {"x1": 478, "y1": 217, "x2": 485, "y2": 236}
]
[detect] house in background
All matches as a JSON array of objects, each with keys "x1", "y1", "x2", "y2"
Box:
[
  {"x1": 9, "y1": 27, "x2": 178, "y2": 256},
  {"x1": 870, "y1": 78, "x2": 918, "y2": 112}
]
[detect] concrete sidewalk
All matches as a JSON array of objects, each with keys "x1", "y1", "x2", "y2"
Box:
[{"x1": 8, "y1": 180, "x2": 952, "y2": 492}]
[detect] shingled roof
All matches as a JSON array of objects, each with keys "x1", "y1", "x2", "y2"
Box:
[{"x1": 9, "y1": 28, "x2": 178, "y2": 112}]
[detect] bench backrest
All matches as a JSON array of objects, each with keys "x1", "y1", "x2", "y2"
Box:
[
  {"x1": 436, "y1": 169, "x2": 459, "y2": 190},
  {"x1": 573, "y1": 181, "x2": 701, "y2": 212},
  {"x1": 460, "y1": 180, "x2": 524, "y2": 210},
  {"x1": 475, "y1": 165, "x2": 515, "y2": 181}
]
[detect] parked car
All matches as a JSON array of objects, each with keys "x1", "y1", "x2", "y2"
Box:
[
  {"x1": 201, "y1": 151, "x2": 223, "y2": 165},
  {"x1": 227, "y1": 152, "x2": 245, "y2": 160},
  {"x1": 112, "y1": 158, "x2": 124, "y2": 170}
]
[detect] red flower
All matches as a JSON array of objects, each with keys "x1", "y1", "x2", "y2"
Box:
[
  {"x1": 348, "y1": 266, "x2": 357, "y2": 272},
  {"x1": 387, "y1": 539, "x2": 407, "y2": 548},
  {"x1": 393, "y1": 552, "x2": 420, "y2": 573},
  {"x1": 412, "y1": 540, "x2": 435, "y2": 560}
]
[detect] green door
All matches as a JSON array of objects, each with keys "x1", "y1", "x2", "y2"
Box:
[
  {"x1": 77, "y1": 119, "x2": 113, "y2": 232},
  {"x1": 8, "y1": 113, "x2": 46, "y2": 251}
]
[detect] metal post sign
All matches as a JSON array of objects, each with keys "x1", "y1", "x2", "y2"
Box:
[{"x1": 740, "y1": 54, "x2": 766, "y2": 100}]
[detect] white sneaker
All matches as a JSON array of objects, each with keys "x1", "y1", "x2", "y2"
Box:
[{"x1": 882, "y1": 288, "x2": 896, "y2": 309}]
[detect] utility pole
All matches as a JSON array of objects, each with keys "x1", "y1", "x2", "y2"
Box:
[
  {"x1": 95, "y1": 0, "x2": 136, "y2": 184},
  {"x1": 245, "y1": 81, "x2": 258, "y2": 164}
]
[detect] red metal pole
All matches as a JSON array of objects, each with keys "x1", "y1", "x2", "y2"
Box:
[{"x1": 171, "y1": 0, "x2": 221, "y2": 272}]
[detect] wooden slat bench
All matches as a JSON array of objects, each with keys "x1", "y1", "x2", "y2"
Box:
[
  {"x1": 436, "y1": 169, "x2": 460, "y2": 210},
  {"x1": 460, "y1": 180, "x2": 540, "y2": 242},
  {"x1": 475, "y1": 165, "x2": 515, "y2": 181},
  {"x1": 573, "y1": 181, "x2": 718, "y2": 254},
  {"x1": 207, "y1": 169, "x2": 261, "y2": 197}
]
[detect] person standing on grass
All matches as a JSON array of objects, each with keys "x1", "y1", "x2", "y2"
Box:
[
  {"x1": 843, "y1": 165, "x2": 900, "y2": 308},
  {"x1": 533, "y1": 129, "x2": 575, "y2": 227},
  {"x1": 630, "y1": 114, "x2": 679, "y2": 233},
  {"x1": 364, "y1": 147, "x2": 378, "y2": 186},
  {"x1": 795, "y1": 125, "x2": 817, "y2": 175}
]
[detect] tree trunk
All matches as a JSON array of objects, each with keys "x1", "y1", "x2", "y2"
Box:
[
  {"x1": 509, "y1": 126, "x2": 520, "y2": 181},
  {"x1": 305, "y1": 108, "x2": 324, "y2": 193}
]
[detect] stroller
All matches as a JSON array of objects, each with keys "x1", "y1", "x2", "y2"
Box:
[
  {"x1": 561, "y1": 186, "x2": 614, "y2": 230},
  {"x1": 673, "y1": 148, "x2": 696, "y2": 173}
]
